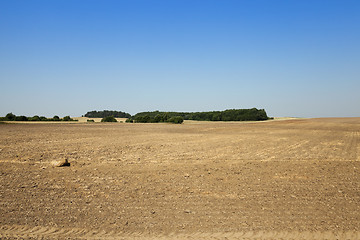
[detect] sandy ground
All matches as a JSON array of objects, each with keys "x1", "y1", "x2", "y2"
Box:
[{"x1": 0, "y1": 118, "x2": 360, "y2": 239}]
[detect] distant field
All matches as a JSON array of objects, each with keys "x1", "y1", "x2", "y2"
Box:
[
  {"x1": 0, "y1": 118, "x2": 360, "y2": 239},
  {"x1": 73, "y1": 117, "x2": 128, "y2": 122}
]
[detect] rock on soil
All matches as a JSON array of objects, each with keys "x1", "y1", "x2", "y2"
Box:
[{"x1": 51, "y1": 158, "x2": 70, "y2": 167}]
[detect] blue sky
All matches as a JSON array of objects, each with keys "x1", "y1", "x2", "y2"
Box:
[{"x1": 1, "y1": 0, "x2": 359, "y2": 118}]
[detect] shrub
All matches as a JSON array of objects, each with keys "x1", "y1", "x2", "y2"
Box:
[
  {"x1": 53, "y1": 116, "x2": 60, "y2": 121},
  {"x1": 101, "y1": 116, "x2": 117, "y2": 122},
  {"x1": 125, "y1": 118, "x2": 133, "y2": 123},
  {"x1": 134, "y1": 115, "x2": 151, "y2": 123},
  {"x1": 167, "y1": 116, "x2": 184, "y2": 124},
  {"x1": 87, "y1": 119, "x2": 95, "y2": 122}
]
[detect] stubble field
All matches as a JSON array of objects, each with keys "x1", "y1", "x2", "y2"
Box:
[{"x1": 1, "y1": 118, "x2": 360, "y2": 239}]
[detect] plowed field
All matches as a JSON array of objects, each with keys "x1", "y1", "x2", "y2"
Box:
[{"x1": 1, "y1": 118, "x2": 360, "y2": 239}]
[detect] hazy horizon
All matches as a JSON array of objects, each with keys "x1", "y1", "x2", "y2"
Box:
[{"x1": 1, "y1": 0, "x2": 359, "y2": 118}]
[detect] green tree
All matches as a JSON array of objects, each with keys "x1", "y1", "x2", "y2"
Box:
[
  {"x1": 63, "y1": 116, "x2": 72, "y2": 121},
  {"x1": 5, "y1": 113, "x2": 16, "y2": 121},
  {"x1": 15, "y1": 116, "x2": 28, "y2": 121},
  {"x1": 101, "y1": 116, "x2": 117, "y2": 122},
  {"x1": 30, "y1": 115, "x2": 41, "y2": 121}
]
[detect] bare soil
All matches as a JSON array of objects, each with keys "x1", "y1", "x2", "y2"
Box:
[{"x1": 1, "y1": 118, "x2": 360, "y2": 239}]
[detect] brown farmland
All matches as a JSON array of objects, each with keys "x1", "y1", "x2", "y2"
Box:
[{"x1": 1, "y1": 118, "x2": 360, "y2": 239}]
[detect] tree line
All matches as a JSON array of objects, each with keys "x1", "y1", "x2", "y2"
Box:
[
  {"x1": 0, "y1": 113, "x2": 76, "y2": 122},
  {"x1": 1, "y1": 108, "x2": 270, "y2": 124},
  {"x1": 128, "y1": 113, "x2": 184, "y2": 124},
  {"x1": 84, "y1": 110, "x2": 131, "y2": 118},
  {"x1": 130, "y1": 108, "x2": 269, "y2": 122}
]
